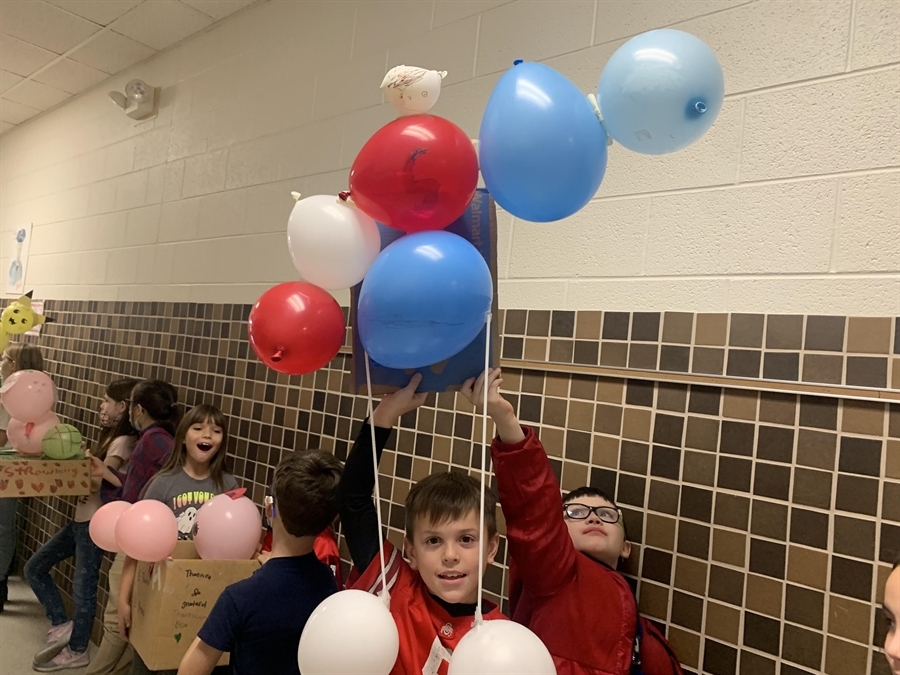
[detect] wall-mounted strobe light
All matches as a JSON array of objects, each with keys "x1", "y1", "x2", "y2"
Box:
[{"x1": 108, "y1": 79, "x2": 159, "y2": 121}]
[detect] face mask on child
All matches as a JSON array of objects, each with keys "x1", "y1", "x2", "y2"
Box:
[{"x1": 131, "y1": 407, "x2": 143, "y2": 432}]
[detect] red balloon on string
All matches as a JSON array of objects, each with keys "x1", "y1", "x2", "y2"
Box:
[
  {"x1": 248, "y1": 282, "x2": 345, "y2": 375},
  {"x1": 348, "y1": 114, "x2": 478, "y2": 233}
]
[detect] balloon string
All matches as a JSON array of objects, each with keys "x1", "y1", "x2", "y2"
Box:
[
  {"x1": 586, "y1": 93, "x2": 614, "y2": 147},
  {"x1": 475, "y1": 312, "x2": 492, "y2": 625},
  {"x1": 364, "y1": 352, "x2": 390, "y2": 607}
]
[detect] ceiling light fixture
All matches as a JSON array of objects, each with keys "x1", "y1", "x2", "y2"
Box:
[{"x1": 108, "y1": 79, "x2": 159, "y2": 121}]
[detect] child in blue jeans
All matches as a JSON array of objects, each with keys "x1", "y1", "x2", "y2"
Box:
[{"x1": 25, "y1": 378, "x2": 140, "y2": 671}]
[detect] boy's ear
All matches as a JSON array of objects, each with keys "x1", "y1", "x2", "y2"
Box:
[
  {"x1": 485, "y1": 532, "x2": 500, "y2": 566},
  {"x1": 263, "y1": 497, "x2": 276, "y2": 521},
  {"x1": 619, "y1": 540, "x2": 632, "y2": 561},
  {"x1": 404, "y1": 538, "x2": 418, "y2": 570}
]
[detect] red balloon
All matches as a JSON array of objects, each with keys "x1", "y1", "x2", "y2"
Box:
[
  {"x1": 248, "y1": 282, "x2": 345, "y2": 375},
  {"x1": 349, "y1": 114, "x2": 478, "y2": 233}
]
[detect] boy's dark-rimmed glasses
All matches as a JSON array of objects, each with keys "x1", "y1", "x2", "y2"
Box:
[{"x1": 563, "y1": 503, "x2": 621, "y2": 524}]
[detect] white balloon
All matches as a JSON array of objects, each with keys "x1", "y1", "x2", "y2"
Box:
[
  {"x1": 381, "y1": 65, "x2": 448, "y2": 115},
  {"x1": 448, "y1": 621, "x2": 557, "y2": 675},
  {"x1": 298, "y1": 590, "x2": 399, "y2": 674},
  {"x1": 286, "y1": 195, "x2": 381, "y2": 290}
]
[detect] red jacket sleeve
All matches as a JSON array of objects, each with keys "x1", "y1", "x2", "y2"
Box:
[
  {"x1": 491, "y1": 427, "x2": 577, "y2": 598},
  {"x1": 314, "y1": 529, "x2": 344, "y2": 590}
]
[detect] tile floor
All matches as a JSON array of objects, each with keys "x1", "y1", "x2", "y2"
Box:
[{"x1": 0, "y1": 576, "x2": 96, "y2": 675}]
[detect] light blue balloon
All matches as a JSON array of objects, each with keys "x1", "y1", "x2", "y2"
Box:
[
  {"x1": 598, "y1": 29, "x2": 724, "y2": 155},
  {"x1": 357, "y1": 231, "x2": 493, "y2": 369},
  {"x1": 479, "y1": 62, "x2": 608, "y2": 223}
]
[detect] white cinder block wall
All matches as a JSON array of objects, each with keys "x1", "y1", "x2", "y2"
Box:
[{"x1": 1, "y1": 0, "x2": 898, "y2": 314}]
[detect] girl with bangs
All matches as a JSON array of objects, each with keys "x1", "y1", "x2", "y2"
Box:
[
  {"x1": 142, "y1": 403, "x2": 238, "y2": 521},
  {"x1": 118, "y1": 404, "x2": 239, "y2": 675}
]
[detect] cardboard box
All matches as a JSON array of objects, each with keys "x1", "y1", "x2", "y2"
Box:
[
  {"x1": 0, "y1": 456, "x2": 91, "y2": 497},
  {"x1": 351, "y1": 188, "x2": 500, "y2": 394},
  {"x1": 130, "y1": 541, "x2": 259, "y2": 670}
]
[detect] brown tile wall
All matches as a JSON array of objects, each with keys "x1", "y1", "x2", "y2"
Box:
[
  {"x1": 505, "y1": 310, "x2": 900, "y2": 390},
  {"x1": 11, "y1": 302, "x2": 900, "y2": 675}
]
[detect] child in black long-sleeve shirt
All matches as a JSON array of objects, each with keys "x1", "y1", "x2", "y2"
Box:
[{"x1": 339, "y1": 374, "x2": 508, "y2": 675}]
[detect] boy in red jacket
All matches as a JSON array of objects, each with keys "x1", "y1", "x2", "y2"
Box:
[
  {"x1": 462, "y1": 368, "x2": 683, "y2": 675},
  {"x1": 340, "y1": 374, "x2": 508, "y2": 675}
]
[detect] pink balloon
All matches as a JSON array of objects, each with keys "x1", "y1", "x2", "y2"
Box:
[
  {"x1": 8, "y1": 412, "x2": 61, "y2": 455},
  {"x1": 0, "y1": 370, "x2": 57, "y2": 421},
  {"x1": 90, "y1": 501, "x2": 132, "y2": 552},
  {"x1": 115, "y1": 500, "x2": 178, "y2": 562},
  {"x1": 193, "y1": 494, "x2": 262, "y2": 560}
]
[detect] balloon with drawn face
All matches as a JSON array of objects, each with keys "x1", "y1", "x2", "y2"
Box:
[
  {"x1": 381, "y1": 65, "x2": 448, "y2": 115},
  {"x1": 0, "y1": 370, "x2": 57, "y2": 422}
]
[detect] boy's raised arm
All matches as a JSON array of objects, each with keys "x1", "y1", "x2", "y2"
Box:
[
  {"x1": 339, "y1": 375, "x2": 427, "y2": 572},
  {"x1": 339, "y1": 418, "x2": 393, "y2": 572},
  {"x1": 461, "y1": 369, "x2": 577, "y2": 597}
]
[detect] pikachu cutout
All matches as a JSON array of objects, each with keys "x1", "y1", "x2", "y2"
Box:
[{"x1": 0, "y1": 291, "x2": 53, "y2": 352}]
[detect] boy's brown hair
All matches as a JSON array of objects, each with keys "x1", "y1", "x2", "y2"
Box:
[
  {"x1": 405, "y1": 472, "x2": 497, "y2": 541},
  {"x1": 275, "y1": 450, "x2": 343, "y2": 537}
]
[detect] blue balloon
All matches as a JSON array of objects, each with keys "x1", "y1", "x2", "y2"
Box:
[
  {"x1": 598, "y1": 29, "x2": 724, "y2": 155},
  {"x1": 357, "y1": 231, "x2": 493, "y2": 369},
  {"x1": 479, "y1": 62, "x2": 608, "y2": 223}
]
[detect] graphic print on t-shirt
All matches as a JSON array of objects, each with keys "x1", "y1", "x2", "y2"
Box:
[
  {"x1": 423, "y1": 637, "x2": 452, "y2": 675},
  {"x1": 172, "y1": 490, "x2": 215, "y2": 539}
]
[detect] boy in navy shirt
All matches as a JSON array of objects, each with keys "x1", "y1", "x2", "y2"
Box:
[{"x1": 176, "y1": 450, "x2": 343, "y2": 675}]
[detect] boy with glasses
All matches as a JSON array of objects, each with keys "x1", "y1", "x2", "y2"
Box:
[{"x1": 461, "y1": 369, "x2": 682, "y2": 675}]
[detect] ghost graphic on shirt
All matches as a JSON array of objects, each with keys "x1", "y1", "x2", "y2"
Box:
[{"x1": 176, "y1": 507, "x2": 199, "y2": 539}]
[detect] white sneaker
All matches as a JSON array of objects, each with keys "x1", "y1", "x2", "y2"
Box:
[
  {"x1": 33, "y1": 646, "x2": 90, "y2": 672},
  {"x1": 32, "y1": 621, "x2": 73, "y2": 665}
]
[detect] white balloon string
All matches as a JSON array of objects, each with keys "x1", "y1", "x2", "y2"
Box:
[
  {"x1": 476, "y1": 312, "x2": 492, "y2": 625},
  {"x1": 364, "y1": 351, "x2": 390, "y2": 607},
  {"x1": 586, "y1": 93, "x2": 613, "y2": 147}
]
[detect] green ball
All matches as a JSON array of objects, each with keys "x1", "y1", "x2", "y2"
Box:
[{"x1": 41, "y1": 424, "x2": 83, "y2": 460}]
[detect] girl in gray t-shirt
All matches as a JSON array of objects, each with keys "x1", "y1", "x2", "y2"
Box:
[
  {"x1": 140, "y1": 403, "x2": 239, "y2": 538},
  {"x1": 120, "y1": 404, "x2": 240, "y2": 675}
]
